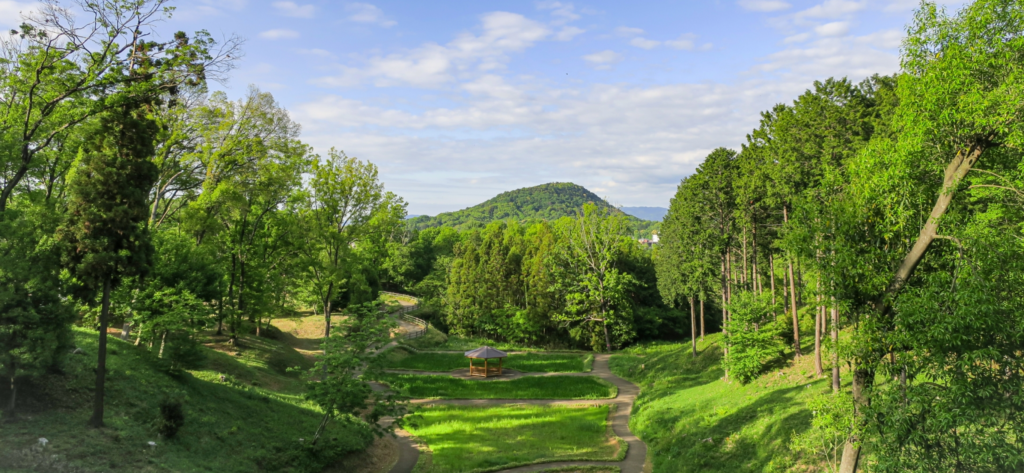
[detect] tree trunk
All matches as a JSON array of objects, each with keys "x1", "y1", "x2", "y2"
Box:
[
  {"x1": 6, "y1": 372, "x2": 16, "y2": 416},
  {"x1": 839, "y1": 143, "x2": 986, "y2": 473},
  {"x1": 832, "y1": 304, "x2": 840, "y2": 392},
  {"x1": 689, "y1": 297, "x2": 697, "y2": 357},
  {"x1": 134, "y1": 322, "x2": 143, "y2": 346},
  {"x1": 769, "y1": 253, "x2": 777, "y2": 306},
  {"x1": 88, "y1": 277, "x2": 112, "y2": 428},
  {"x1": 158, "y1": 331, "x2": 168, "y2": 358},
  {"x1": 839, "y1": 367, "x2": 872, "y2": 473},
  {"x1": 720, "y1": 257, "x2": 728, "y2": 325},
  {"x1": 751, "y1": 222, "x2": 760, "y2": 294},
  {"x1": 602, "y1": 320, "x2": 612, "y2": 352},
  {"x1": 788, "y1": 258, "x2": 800, "y2": 357},
  {"x1": 699, "y1": 299, "x2": 705, "y2": 340},
  {"x1": 815, "y1": 299, "x2": 823, "y2": 377},
  {"x1": 741, "y1": 230, "x2": 748, "y2": 288}
]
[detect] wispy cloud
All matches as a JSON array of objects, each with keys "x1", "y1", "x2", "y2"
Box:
[
  {"x1": 259, "y1": 29, "x2": 300, "y2": 39},
  {"x1": 273, "y1": 1, "x2": 314, "y2": 18},
  {"x1": 346, "y1": 2, "x2": 396, "y2": 27},
  {"x1": 737, "y1": 0, "x2": 792, "y2": 12},
  {"x1": 583, "y1": 50, "x2": 623, "y2": 69},
  {"x1": 629, "y1": 37, "x2": 660, "y2": 49}
]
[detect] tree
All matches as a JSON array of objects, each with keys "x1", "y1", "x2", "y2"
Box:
[
  {"x1": 57, "y1": 102, "x2": 160, "y2": 428},
  {"x1": 0, "y1": 204, "x2": 74, "y2": 418},
  {"x1": 305, "y1": 301, "x2": 406, "y2": 444},
  {"x1": 551, "y1": 203, "x2": 637, "y2": 351},
  {"x1": 838, "y1": 2, "x2": 1024, "y2": 471},
  {"x1": 296, "y1": 150, "x2": 405, "y2": 343}
]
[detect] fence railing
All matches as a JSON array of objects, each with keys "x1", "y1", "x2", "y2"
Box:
[{"x1": 401, "y1": 312, "x2": 430, "y2": 339}]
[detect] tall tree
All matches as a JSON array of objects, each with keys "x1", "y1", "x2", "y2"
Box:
[{"x1": 57, "y1": 101, "x2": 160, "y2": 428}]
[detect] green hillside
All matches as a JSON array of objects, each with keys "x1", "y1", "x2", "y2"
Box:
[{"x1": 408, "y1": 182, "x2": 660, "y2": 237}]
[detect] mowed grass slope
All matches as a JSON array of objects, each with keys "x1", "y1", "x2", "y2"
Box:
[
  {"x1": 610, "y1": 334, "x2": 833, "y2": 472},
  {"x1": 381, "y1": 374, "x2": 616, "y2": 400},
  {"x1": 406, "y1": 405, "x2": 619, "y2": 473},
  {"x1": 382, "y1": 348, "x2": 590, "y2": 373},
  {"x1": 0, "y1": 328, "x2": 370, "y2": 473}
]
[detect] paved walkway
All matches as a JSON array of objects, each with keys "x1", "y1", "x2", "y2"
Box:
[{"x1": 386, "y1": 354, "x2": 648, "y2": 473}]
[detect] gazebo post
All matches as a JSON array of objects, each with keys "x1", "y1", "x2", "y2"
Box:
[{"x1": 484, "y1": 359, "x2": 489, "y2": 378}]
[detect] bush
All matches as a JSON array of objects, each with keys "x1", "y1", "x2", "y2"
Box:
[
  {"x1": 722, "y1": 291, "x2": 786, "y2": 383},
  {"x1": 792, "y1": 391, "x2": 855, "y2": 473},
  {"x1": 156, "y1": 398, "x2": 185, "y2": 438},
  {"x1": 162, "y1": 331, "x2": 206, "y2": 372}
]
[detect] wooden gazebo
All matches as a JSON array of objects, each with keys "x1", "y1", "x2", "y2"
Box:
[{"x1": 465, "y1": 346, "x2": 508, "y2": 377}]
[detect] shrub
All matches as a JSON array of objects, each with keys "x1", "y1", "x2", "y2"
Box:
[
  {"x1": 792, "y1": 391, "x2": 856, "y2": 473},
  {"x1": 156, "y1": 398, "x2": 185, "y2": 438},
  {"x1": 723, "y1": 291, "x2": 786, "y2": 383}
]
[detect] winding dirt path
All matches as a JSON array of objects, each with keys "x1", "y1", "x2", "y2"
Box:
[{"x1": 387, "y1": 354, "x2": 648, "y2": 473}]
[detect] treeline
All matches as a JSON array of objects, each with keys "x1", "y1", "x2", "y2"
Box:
[
  {"x1": 657, "y1": 2, "x2": 1024, "y2": 472},
  {"x1": 0, "y1": 0, "x2": 405, "y2": 436},
  {"x1": 383, "y1": 205, "x2": 685, "y2": 350}
]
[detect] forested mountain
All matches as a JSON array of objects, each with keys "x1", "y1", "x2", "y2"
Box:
[
  {"x1": 619, "y1": 206, "x2": 668, "y2": 221},
  {"x1": 407, "y1": 182, "x2": 659, "y2": 237}
]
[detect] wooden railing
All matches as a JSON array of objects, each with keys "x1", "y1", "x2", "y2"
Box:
[{"x1": 401, "y1": 313, "x2": 430, "y2": 339}]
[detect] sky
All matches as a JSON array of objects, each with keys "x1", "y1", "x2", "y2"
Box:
[{"x1": 1, "y1": 0, "x2": 960, "y2": 215}]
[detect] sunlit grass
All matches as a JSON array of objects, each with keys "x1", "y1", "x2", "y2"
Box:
[
  {"x1": 381, "y1": 374, "x2": 616, "y2": 400},
  {"x1": 406, "y1": 405, "x2": 619, "y2": 473},
  {"x1": 382, "y1": 348, "x2": 588, "y2": 372}
]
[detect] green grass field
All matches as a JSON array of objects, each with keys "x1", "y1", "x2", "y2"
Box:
[
  {"x1": 381, "y1": 374, "x2": 616, "y2": 400},
  {"x1": 405, "y1": 405, "x2": 620, "y2": 473},
  {"x1": 382, "y1": 348, "x2": 589, "y2": 373},
  {"x1": 609, "y1": 332, "x2": 834, "y2": 472},
  {"x1": 0, "y1": 328, "x2": 370, "y2": 473}
]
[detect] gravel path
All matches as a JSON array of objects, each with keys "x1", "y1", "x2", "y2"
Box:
[{"x1": 387, "y1": 353, "x2": 648, "y2": 473}]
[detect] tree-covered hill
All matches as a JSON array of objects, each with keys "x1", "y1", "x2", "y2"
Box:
[{"x1": 408, "y1": 182, "x2": 660, "y2": 237}]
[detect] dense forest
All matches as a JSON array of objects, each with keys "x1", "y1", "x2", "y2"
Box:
[
  {"x1": 655, "y1": 2, "x2": 1024, "y2": 472},
  {"x1": 0, "y1": 0, "x2": 1022, "y2": 472}
]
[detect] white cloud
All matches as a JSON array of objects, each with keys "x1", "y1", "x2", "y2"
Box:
[
  {"x1": 738, "y1": 0, "x2": 792, "y2": 12},
  {"x1": 665, "y1": 34, "x2": 712, "y2": 51},
  {"x1": 273, "y1": 1, "x2": 314, "y2": 18},
  {"x1": 259, "y1": 29, "x2": 300, "y2": 39},
  {"x1": 615, "y1": 26, "x2": 645, "y2": 37},
  {"x1": 783, "y1": 32, "x2": 811, "y2": 43},
  {"x1": 857, "y1": 28, "x2": 903, "y2": 49},
  {"x1": 314, "y1": 12, "x2": 550, "y2": 88},
  {"x1": 795, "y1": 0, "x2": 865, "y2": 19},
  {"x1": 296, "y1": 48, "x2": 336, "y2": 58},
  {"x1": 0, "y1": 1, "x2": 37, "y2": 28},
  {"x1": 815, "y1": 21, "x2": 850, "y2": 36},
  {"x1": 537, "y1": 1, "x2": 581, "y2": 25},
  {"x1": 629, "y1": 37, "x2": 660, "y2": 49},
  {"x1": 346, "y1": 2, "x2": 396, "y2": 27},
  {"x1": 554, "y1": 26, "x2": 585, "y2": 41},
  {"x1": 583, "y1": 50, "x2": 623, "y2": 69}
]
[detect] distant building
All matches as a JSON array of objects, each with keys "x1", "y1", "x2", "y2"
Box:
[{"x1": 652, "y1": 231, "x2": 659, "y2": 243}]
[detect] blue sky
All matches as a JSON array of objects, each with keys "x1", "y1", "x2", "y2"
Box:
[{"x1": 2, "y1": 0, "x2": 959, "y2": 215}]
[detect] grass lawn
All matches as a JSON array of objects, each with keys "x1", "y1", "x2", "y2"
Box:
[
  {"x1": 609, "y1": 331, "x2": 838, "y2": 472},
  {"x1": 0, "y1": 328, "x2": 370, "y2": 473},
  {"x1": 382, "y1": 348, "x2": 590, "y2": 373},
  {"x1": 381, "y1": 374, "x2": 616, "y2": 400},
  {"x1": 406, "y1": 405, "x2": 620, "y2": 473}
]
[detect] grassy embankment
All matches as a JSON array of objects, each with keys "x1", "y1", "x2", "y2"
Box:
[
  {"x1": 406, "y1": 405, "x2": 622, "y2": 473},
  {"x1": 381, "y1": 348, "x2": 591, "y2": 373},
  {"x1": 609, "y1": 332, "x2": 840, "y2": 473},
  {"x1": 382, "y1": 374, "x2": 616, "y2": 400},
  {"x1": 0, "y1": 327, "x2": 370, "y2": 473}
]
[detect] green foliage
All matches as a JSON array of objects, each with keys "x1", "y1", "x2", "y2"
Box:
[
  {"x1": 404, "y1": 405, "x2": 618, "y2": 473},
  {"x1": 304, "y1": 301, "x2": 407, "y2": 439},
  {"x1": 378, "y1": 374, "x2": 616, "y2": 400},
  {"x1": 723, "y1": 291, "x2": 787, "y2": 384}
]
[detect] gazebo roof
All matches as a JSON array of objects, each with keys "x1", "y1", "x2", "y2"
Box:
[{"x1": 464, "y1": 346, "x2": 507, "y2": 359}]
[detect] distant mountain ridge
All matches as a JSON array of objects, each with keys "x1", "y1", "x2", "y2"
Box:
[
  {"x1": 407, "y1": 182, "x2": 659, "y2": 237},
  {"x1": 619, "y1": 206, "x2": 668, "y2": 222}
]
